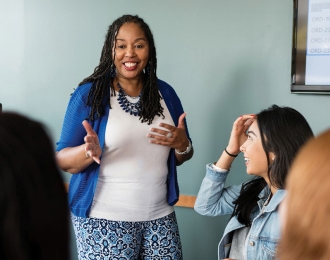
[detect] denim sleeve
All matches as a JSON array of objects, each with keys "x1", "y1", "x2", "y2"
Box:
[{"x1": 194, "y1": 163, "x2": 242, "y2": 216}]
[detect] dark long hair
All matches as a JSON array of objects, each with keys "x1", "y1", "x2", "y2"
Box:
[
  {"x1": 79, "y1": 14, "x2": 163, "y2": 124},
  {"x1": 232, "y1": 105, "x2": 314, "y2": 226},
  {"x1": 0, "y1": 112, "x2": 70, "y2": 260}
]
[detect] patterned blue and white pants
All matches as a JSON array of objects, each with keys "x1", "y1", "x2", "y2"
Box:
[{"x1": 71, "y1": 212, "x2": 183, "y2": 260}]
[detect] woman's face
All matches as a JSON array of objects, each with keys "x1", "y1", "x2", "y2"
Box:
[
  {"x1": 240, "y1": 121, "x2": 273, "y2": 181},
  {"x1": 113, "y1": 22, "x2": 149, "y2": 81}
]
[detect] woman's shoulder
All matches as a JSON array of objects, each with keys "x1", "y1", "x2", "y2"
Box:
[
  {"x1": 157, "y1": 79, "x2": 175, "y2": 92},
  {"x1": 157, "y1": 79, "x2": 178, "y2": 99},
  {"x1": 75, "y1": 81, "x2": 93, "y2": 95},
  {"x1": 68, "y1": 82, "x2": 93, "y2": 103}
]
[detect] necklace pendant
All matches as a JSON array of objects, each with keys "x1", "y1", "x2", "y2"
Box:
[{"x1": 117, "y1": 83, "x2": 141, "y2": 117}]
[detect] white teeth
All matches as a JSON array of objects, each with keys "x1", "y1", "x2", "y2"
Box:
[
  {"x1": 125, "y1": 62, "x2": 137, "y2": 68},
  {"x1": 245, "y1": 158, "x2": 250, "y2": 162}
]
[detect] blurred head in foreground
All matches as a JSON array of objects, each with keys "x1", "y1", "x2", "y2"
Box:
[
  {"x1": 279, "y1": 128, "x2": 330, "y2": 260},
  {"x1": 0, "y1": 112, "x2": 70, "y2": 260}
]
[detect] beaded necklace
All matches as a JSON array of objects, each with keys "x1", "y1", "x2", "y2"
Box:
[{"x1": 117, "y1": 83, "x2": 142, "y2": 116}]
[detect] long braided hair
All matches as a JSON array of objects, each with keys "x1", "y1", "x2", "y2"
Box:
[{"x1": 79, "y1": 14, "x2": 164, "y2": 124}]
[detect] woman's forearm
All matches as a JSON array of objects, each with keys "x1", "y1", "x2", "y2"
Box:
[{"x1": 56, "y1": 145, "x2": 95, "y2": 174}]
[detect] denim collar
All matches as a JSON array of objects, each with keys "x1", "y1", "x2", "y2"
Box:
[{"x1": 257, "y1": 188, "x2": 286, "y2": 213}]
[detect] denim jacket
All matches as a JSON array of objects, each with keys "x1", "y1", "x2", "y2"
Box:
[{"x1": 194, "y1": 163, "x2": 286, "y2": 260}]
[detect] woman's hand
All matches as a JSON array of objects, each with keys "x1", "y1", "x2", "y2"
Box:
[
  {"x1": 214, "y1": 114, "x2": 255, "y2": 170},
  {"x1": 56, "y1": 120, "x2": 102, "y2": 173},
  {"x1": 82, "y1": 120, "x2": 102, "y2": 164},
  {"x1": 147, "y1": 113, "x2": 193, "y2": 165},
  {"x1": 147, "y1": 113, "x2": 189, "y2": 150},
  {"x1": 226, "y1": 114, "x2": 255, "y2": 155}
]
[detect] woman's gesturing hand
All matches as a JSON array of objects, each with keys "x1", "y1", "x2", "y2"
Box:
[
  {"x1": 82, "y1": 120, "x2": 102, "y2": 164},
  {"x1": 147, "y1": 113, "x2": 189, "y2": 151}
]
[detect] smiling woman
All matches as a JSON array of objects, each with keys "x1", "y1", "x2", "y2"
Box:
[
  {"x1": 194, "y1": 104, "x2": 313, "y2": 260},
  {"x1": 242, "y1": 120, "x2": 274, "y2": 182},
  {"x1": 113, "y1": 23, "x2": 150, "y2": 88},
  {"x1": 55, "y1": 14, "x2": 193, "y2": 260}
]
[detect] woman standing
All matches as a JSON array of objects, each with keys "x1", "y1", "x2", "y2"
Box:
[
  {"x1": 56, "y1": 14, "x2": 193, "y2": 260},
  {"x1": 194, "y1": 105, "x2": 313, "y2": 260}
]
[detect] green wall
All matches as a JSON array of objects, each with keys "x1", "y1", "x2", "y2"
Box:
[{"x1": 1, "y1": 0, "x2": 329, "y2": 259}]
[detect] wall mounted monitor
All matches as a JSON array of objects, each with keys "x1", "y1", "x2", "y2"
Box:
[{"x1": 291, "y1": 0, "x2": 330, "y2": 93}]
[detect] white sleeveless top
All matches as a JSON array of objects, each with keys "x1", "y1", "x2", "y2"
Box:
[{"x1": 89, "y1": 92, "x2": 175, "y2": 221}]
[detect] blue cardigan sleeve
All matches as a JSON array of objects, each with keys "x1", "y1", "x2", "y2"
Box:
[
  {"x1": 56, "y1": 82, "x2": 103, "y2": 217},
  {"x1": 56, "y1": 83, "x2": 92, "y2": 151},
  {"x1": 157, "y1": 79, "x2": 192, "y2": 142},
  {"x1": 158, "y1": 79, "x2": 192, "y2": 205}
]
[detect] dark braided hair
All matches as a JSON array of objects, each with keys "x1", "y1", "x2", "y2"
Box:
[{"x1": 79, "y1": 14, "x2": 164, "y2": 124}]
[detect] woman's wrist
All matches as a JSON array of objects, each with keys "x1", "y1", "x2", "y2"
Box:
[
  {"x1": 214, "y1": 149, "x2": 237, "y2": 169},
  {"x1": 224, "y1": 148, "x2": 239, "y2": 157},
  {"x1": 175, "y1": 140, "x2": 192, "y2": 155},
  {"x1": 212, "y1": 162, "x2": 229, "y2": 172}
]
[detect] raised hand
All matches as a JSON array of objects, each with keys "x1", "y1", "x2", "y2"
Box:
[{"x1": 226, "y1": 114, "x2": 255, "y2": 155}]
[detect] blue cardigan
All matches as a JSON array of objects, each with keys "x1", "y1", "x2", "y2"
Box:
[{"x1": 56, "y1": 79, "x2": 192, "y2": 218}]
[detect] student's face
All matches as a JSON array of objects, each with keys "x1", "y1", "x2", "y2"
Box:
[
  {"x1": 113, "y1": 22, "x2": 149, "y2": 81},
  {"x1": 240, "y1": 121, "x2": 273, "y2": 181}
]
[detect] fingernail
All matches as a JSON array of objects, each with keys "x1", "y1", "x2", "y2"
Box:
[{"x1": 93, "y1": 157, "x2": 100, "y2": 164}]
